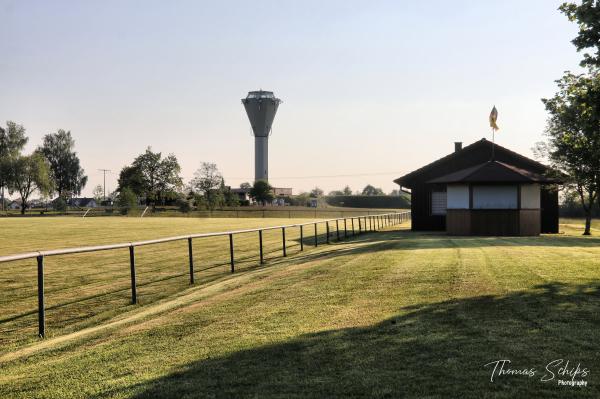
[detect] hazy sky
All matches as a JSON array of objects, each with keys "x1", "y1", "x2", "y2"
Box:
[{"x1": 0, "y1": 0, "x2": 583, "y2": 197}]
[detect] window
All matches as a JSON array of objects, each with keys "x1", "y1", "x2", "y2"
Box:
[
  {"x1": 472, "y1": 185, "x2": 517, "y2": 209},
  {"x1": 431, "y1": 189, "x2": 447, "y2": 215}
]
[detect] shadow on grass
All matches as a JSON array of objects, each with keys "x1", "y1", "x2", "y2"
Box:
[{"x1": 123, "y1": 282, "x2": 600, "y2": 399}]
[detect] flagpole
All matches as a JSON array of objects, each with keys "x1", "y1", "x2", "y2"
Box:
[{"x1": 492, "y1": 127, "x2": 495, "y2": 160}]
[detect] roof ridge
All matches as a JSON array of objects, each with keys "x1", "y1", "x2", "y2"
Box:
[
  {"x1": 394, "y1": 139, "x2": 550, "y2": 185},
  {"x1": 393, "y1": 139, "x2": 486, "y2": 184}
]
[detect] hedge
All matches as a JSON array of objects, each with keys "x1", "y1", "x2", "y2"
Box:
[{"x1": 325, "y1": 195, "x2": 410, "y2": 209}]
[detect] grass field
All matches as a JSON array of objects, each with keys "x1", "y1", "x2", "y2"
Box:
[
  {"x1": 1, "y1": 217, "x2": 599, "y2": 398},
  {"x1": 1, "y1": 206, "x2": 407, "y2": 219}
]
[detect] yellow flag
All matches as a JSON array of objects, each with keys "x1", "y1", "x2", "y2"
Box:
[{"x1": 489, "y1": 105, "x2": 499, "y2": 131}]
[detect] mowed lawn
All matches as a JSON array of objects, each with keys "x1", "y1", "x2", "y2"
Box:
[
  {"x1": 0, "y1": 217, "x2": 336, "y2": 350},
  {"x1": 0, "y1": 217, "x2": 599, "y2": 398}
]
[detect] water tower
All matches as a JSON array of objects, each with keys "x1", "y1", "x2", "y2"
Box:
[{"x1": 242, "y1": 90, "x2": 281, "y2": 182}]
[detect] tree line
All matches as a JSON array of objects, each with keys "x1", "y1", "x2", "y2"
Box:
[
  {"x1": 114, "y1": 148, "x2": 404, "y2": 213},
  {"x1": 114, "y1": 148, "x2": 281, "y2": 213},
  {"x1": 0, "y1": 122, "x2": 87, "y2": 214},
  {"x1": 1, "y1": 126, "x2": 408, "y2": 215}
]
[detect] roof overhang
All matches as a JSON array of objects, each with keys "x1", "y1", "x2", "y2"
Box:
[{"x1": 427, "y1": 160, "x2": 562, "y2": 184}]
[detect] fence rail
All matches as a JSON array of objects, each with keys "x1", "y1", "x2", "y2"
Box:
[{"x1": 0, "y1": 211, "x2": 410, "y2": 338}]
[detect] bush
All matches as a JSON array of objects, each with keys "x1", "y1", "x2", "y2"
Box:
[
  {"x1": 118, "y1": 188, "x2": 138, "y2": 215},
  {"x1": 177, "y1": 198, "x2": 192, "y2": 213},
  {"x1": 324, "y1": 195, "x2": 410, "y2": 209},
  {"x1": 54, "y1": 197, "x2": 67, "y2": 212}
]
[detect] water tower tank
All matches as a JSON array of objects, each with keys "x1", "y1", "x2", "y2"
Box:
[{"x1": 242, "y1": 90, "x2": 281, "y2": 182}]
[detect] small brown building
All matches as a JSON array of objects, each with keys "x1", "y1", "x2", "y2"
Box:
[{"x1": 394, "y1": 139, "x2": 561, "y2": 236}]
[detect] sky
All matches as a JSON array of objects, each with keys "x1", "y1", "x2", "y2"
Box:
[{"x1": 0, "y1": 0, "x2": 584, "y2": 198}]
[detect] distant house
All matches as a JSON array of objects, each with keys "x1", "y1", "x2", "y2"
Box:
[
  {"x1": 394, "y1": 139, "x2": 562, "y2": 236},
  {"x1": 29, "y1": 199, "x2": 45, "y2": 208},
  {"x1": 8, "y1": 200, "x2": 21, "y2": 210},
  {"x1": 273, "y1": 187, "x2": 292, "y2": 197},
  {"x1": 67, "y1": 197, "x2": 99, "y2": 208},
  {"x1": 231, "y1": 188, "x2": 251, "y2": 202}
]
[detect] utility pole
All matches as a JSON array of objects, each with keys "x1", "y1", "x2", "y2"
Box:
[{"x1": 98, "y1": 169, "x2": 111, "y2": 200}]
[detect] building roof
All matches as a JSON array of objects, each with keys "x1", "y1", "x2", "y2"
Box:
[
  {"x1": 231, "y1": 188, "x2": 250, "y2": 194},
  {"x1": 394, "y1": 138, "x2": 561, "y2": 188},
  {"x1": 67, "y1": 197, "x2": 97, "y2": 207},
  {"x1": 427, "y1": 160, "x2": 562, "y2": 184}
]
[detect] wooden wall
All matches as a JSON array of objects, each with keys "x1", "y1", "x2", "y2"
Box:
[
  {"x1": 520, "y1": 209, "x2": 541, "y2": 236},
  {"x1": 446, "y1": 209, "x2": 541, "y2": 236},
  {"x1": 470, "y1": 210, "x2": 520, "y2": 236},
  {"x1": 410, "y1": 184, "x2": 445, "y2": 231},
  {"x1": 541, "y1": 186, "x2": 559, "y2": 233},
  {"x1": 446, "y1": 209, "x2": 471, "y2": 235}
]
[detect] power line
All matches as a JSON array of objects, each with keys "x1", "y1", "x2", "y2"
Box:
[
  {"x1": 219, "y1": 171, "x2": 407, "y2": 180},
  {"x1": 98, "y1": 169, "x2": 111, "y2": 200}
]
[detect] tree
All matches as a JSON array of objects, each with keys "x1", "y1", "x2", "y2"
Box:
[
  {"x1": 250, "y1": 180, "x2": 274, "y2": 204},
  {"x1": 117, "y1": 187, "x2": 138, "y2": 215},
  {"x1": 290, "y1": 192, "x2": 310, "y2": 206},
  {"x1": 223, "y1": 188, "x2": 240, "y2": 207},
  {"x1": 362, "y1": 184, "x2": 384, "y2": 196},
  {"x1": 117, "y1": 165, "x2": 146, "y2": 197},
  {"x1": 240, "y1": 182, "x2": 252, "y2": 190},
  {"x1": 328, "y1": 190, "x2": 344, "y2": 196},
  {"x1": 38, "y1": 130, "x2": 87, "y2": 198},
  {"x1": 92, "y1": 184, "x2": 104, "y2": 203},
  {"x1": 390, "y1": 189, "x2": 400, "y2": 196},
  {"x1": 560, "y1": 1, "x2": 600, "y2": 68},
  {"x1": 127, "y1": 148, "x2": 182, "y2": 206},
  {"x1": 8, "y1": 153, "x2": 53, "y2": 214},
  {"x1": 310, "y1": 187, "x2": 324, "y2": 197},
  {"x1": 541, "y1": 71, "x2": 600, "y2": 235},
  {"x1": 190, "y1": 163, "x2": 224, "y2": 210},
  {"x1": 0, "y1": 121, "x2": 28, "y2": 211},
  {"x1": 342, "y1": 185, "x2": 352, "y2": 195}
]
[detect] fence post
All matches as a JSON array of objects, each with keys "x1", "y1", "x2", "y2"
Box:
[
  {"x1": 314, "y1": 223, "x2": 318, "y2": 247},
  {"x1": 326, "y1": 222, "x2": 330, "y2": 244},
  {"x1": 300, "y1": 225, "x2": 304, "y2": 251},
  {"x1": 282, "y1": 227, "x2": 287, "y2": 257},
  {"x1": 344, "y1": 218, "x2": 347, "y2": 238},
  {"x1": 36, "y1": 255, "x2": 45, "y2": 338},
  {"x1": 358, "y1": 217, "x2": 362, "y2": 234},
  {"x1": 188, "y1": 237, "x2": 194, "y2": 284},
  {"x1": 129, "y1": 245, "x2": 137, "y2": 304},
  {"x1": 336, "y1": 220, "x2": 340, "y2": 241},
  {"x1": 229, "y1": 234, "x2": 235, "y2": 273},
  {"x1": 259, "y1": 230, "x2": 264, "y2": 264}
]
